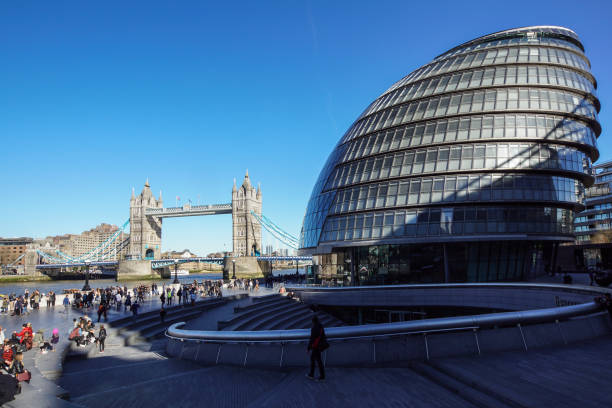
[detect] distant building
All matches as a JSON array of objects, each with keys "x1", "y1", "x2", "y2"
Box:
[
  {"x1": 40, "y1": 223, "x2": 129, "y2": 261},
  {"x1": 574, "y1": 161, "x2": 612, "y2": 266},
  {"x1": 0, "y1": 237, "x2": 33, "y2": 266},
  {"x1": 162, "y1": 249, "x2": 198, "y2": 259}
]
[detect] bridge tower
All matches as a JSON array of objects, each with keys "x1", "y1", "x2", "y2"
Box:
[
  {"x1": 129, "y1": 179, "x2": 163, "y2": 260},
  {"x1": 232, "y1": 170, "x2": 262, "y2": 256}
]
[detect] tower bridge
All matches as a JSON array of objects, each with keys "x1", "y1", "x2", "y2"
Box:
[
  {"x1": 129, "y1": 170, "x2": 262, "y2": 260},
  {"x1": 35, "y1": 170, "x2": 309, "y2": 279}
]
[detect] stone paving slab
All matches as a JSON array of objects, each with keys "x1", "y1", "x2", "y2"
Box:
[{"x1": 430, "y1": 335, "x2": 612, "y2": 408}]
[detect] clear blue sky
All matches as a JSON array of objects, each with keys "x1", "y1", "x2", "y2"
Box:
[{"x1": 1, "y1": 0, "x2": 611, "y2": 255}]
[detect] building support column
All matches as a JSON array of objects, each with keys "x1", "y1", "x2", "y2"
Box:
[
  {"x1": 551, "y1": 242, "x2": 560, "y2": 275},
  {"x1": 443, "y1": 243, "x2": 450, "y2": 283}
]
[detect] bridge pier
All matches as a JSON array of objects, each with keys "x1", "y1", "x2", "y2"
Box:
[
  {"x1": 117, "y1": 260, "x2": 163, "y2": 280},
  {"x1": 222, "y1": 256, "x2": 270, "y2": 280}
]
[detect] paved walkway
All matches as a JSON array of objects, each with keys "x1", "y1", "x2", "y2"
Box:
[
  {"x1": 57, "y1": 321, "x2": 612, "y2": 408},
  {"x1": 0, "y1": 289, "x2": 252, "y2": 407}
]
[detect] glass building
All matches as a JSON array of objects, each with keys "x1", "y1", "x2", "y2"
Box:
[
  {"x1": 299, "y1": 26, "x2": 601, "y2": 285},
  {"x1": 574, "y1": 161, "x2": 612, "y2": 267}
]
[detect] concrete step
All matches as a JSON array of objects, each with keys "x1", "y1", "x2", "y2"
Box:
[
  {"x1": 113, "y1": 299, "x2": 226, "y2": 332},
  {"x1": 251, "y1": 293, "x2": 282, "y2": 302},
  {"x1": 234, "y1": 295, "x2": 283, "y2": 311},
  {"x1": 219, "y1": 298, "x2": 291, "y2": 330},
  {"x1": 250, "y1": 304, "x2": 311, "y2": 330},
  {"x1": 268, "y1": 305, "x2": 317, "y2": 330},
  {"x1": 233, "y1": 302, "x2": 304, "y2": 331},
  {"x1": 319, "y1": 314, "x2": 344, "y2": 327},
  {"x1": 124, "y1": 311, "x2": 204, "y2": 345},
  {"x1": 61, "y1": 358, "x2": 204, "y2": 399},
  {"x1": 285, "y1": 312, "x2": 319, "y2": 329},
  {"x1": 411, "y1": 362, "x2": 517, "y2": 408}
]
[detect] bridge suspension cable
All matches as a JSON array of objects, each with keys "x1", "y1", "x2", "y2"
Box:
[
  {"x1": 53, "y1": 220, "x2": 129, "y2": 263},
  {"x1": 250, "y1": 211, "x2": 298, "y2": 249},
  {"x1": 6, "y1": 253, "x2": 26, "y2": 267},
  {"x1": 39, "y1": 220, "x2": 130, "y2": 264}
]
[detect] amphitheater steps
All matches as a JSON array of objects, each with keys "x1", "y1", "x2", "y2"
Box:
[
  {"x1": 218, "y1": 296, "x2": 292, "y2": 330},
  {"x1": 220, "y1": 295, "x2": 346, "y2": 331}
]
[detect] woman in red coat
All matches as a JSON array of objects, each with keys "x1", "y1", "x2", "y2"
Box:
[{"x1": 15, "y1": 323, "x2": 33, "y2": 344}]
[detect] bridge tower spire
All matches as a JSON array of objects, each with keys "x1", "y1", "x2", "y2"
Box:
[
  {"x1": 129, "y1": 179, "x2": 163, "y2": 260},
  {"x1": 232, "y1": 170, "x2": 262, "y2": 257}
]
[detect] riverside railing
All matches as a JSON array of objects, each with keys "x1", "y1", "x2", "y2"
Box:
[{"x1": 165, "y1": 299, "x2": 607, "y2": 366}]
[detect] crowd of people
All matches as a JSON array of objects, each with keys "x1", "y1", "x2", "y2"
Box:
[
  {"x1": 0, "y1": 319, "x2": 59, "y2": 398},
  {"x1": 68, "y1": 315, "x2": 106, "y2": 352},
  {"x1": 0, "y1": 290, "x2": 58, "y2": 316},
  {"x1": 226, "y1": 278, "x2": 260, "y2": 292}
]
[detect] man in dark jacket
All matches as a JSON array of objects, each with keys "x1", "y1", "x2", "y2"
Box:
[
  {"x1": 97, "y1": 325, "x2": 107, "y2": 353},
  {"x1": 306, "y1": 316, "x2": 326, "y2": 381}
]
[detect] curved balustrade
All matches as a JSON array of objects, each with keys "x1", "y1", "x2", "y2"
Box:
[
  {"x1": 167, "y1": 301, "x2": 600, "y2": 342},
  {"x1": 165, "y1": 283, "x2": 611, "y2": 367}
]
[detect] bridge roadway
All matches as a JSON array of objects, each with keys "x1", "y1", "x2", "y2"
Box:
[
  {"x1": 36, "y1": 256, "x2": 312, "y2": 270},
  {"x1": 144, "y1": 203, "x2": 232, "y2": 218}
]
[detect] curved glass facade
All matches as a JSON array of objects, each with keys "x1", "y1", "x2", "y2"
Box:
[{"x1": 299, "y1": 26, "x2": 601, "y2": 284}]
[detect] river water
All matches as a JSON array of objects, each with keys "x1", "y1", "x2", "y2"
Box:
[{"x1": 0, "y1": 273, "x2": 222, "y2": 296}]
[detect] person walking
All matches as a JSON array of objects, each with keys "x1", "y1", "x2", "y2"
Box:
[
  {"x1": 160, "y1": 307, "x2": 167, "y2": 323},
  {"x1": 130, "y1": 302, "x2": 140, "y2": 317},
  {"x1": 124, "y1": 294, "x2": 132, "y2": 312},
  {"x1": 306, "y1": 316, "x2": 328, "y2": 381},
  {"x1": 159, "y1": 291, "x2": 165, "y2": 308},
  {"x1": 97, "y1": 303, "x2": 105, "y2": 323},
  {"x1": 97, "y1": 325, "x2": 107, "y2": 353}
]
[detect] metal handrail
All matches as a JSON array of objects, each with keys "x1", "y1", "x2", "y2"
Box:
[
  {"x1": 285, "y1": 281, "x2": 612, "y2": 294},
  {"x1": 165, "y1": 325, "x2": 480, "y2": 344},
  {"x1": 166, "y1": 301, "x2": 602, "y2": 342}
]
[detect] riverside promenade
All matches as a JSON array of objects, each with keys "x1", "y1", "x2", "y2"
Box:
[
  {"x1": 0, "y1": 283, "x2": 253, "y2": 407},
  {"x1": 2, "y1": 280, "x2": 612, "y2": 408}
]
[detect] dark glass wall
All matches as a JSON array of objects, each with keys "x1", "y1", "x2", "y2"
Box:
[{"x1": 314, "y1": 241, "x2": 550, "y2": 285}]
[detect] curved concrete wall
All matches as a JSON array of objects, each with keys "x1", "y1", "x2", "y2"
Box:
[
  {"x1": 287, "y1": 283, "x2": 609, "y2": 311},
  {"x1": 166, "y1": 284, "x2": 612, "y2": 368}
]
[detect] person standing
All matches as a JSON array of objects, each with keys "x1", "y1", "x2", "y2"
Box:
[
  {"x1": 130, "y1": 302, "x2": 140, "y2": 317},
  {"x1": 97, "y1": 325, "x2": 107, "y2": 353},
  {"x1": 177, "y1": 287, "x2": 182, "y2": 306},
  {"x1": 306, "y1": 316, "x2": 327, "y2": 381},
  {"x1": 97, "y1": 303, "x2": 105, "y2": 323},
  {"x1": 159, "y1": 291, "x2": 165, "y2": 308},
  {"x1": 115, "y1": 292, "x2": 122, "y2": 311},
  {"x1": 160, "y1": 307, "x2": 167, "y2": 323}
]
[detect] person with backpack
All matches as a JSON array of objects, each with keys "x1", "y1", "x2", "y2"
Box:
[
  {"x1": 50, "y1": 328, "x2": 60, "y2": 351},
  {"x1": 306, "y1": 316, "x2": 328, "y2": 381},
  {"x1": 97, "y1": 304, "x2": 106, "y2": 323},
  {"x1": 97, "y1": 325, "x2": 107, "y2": 353},
  {"x1": 130, "y1": 302, "x2": 140, "y2": 317}
]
